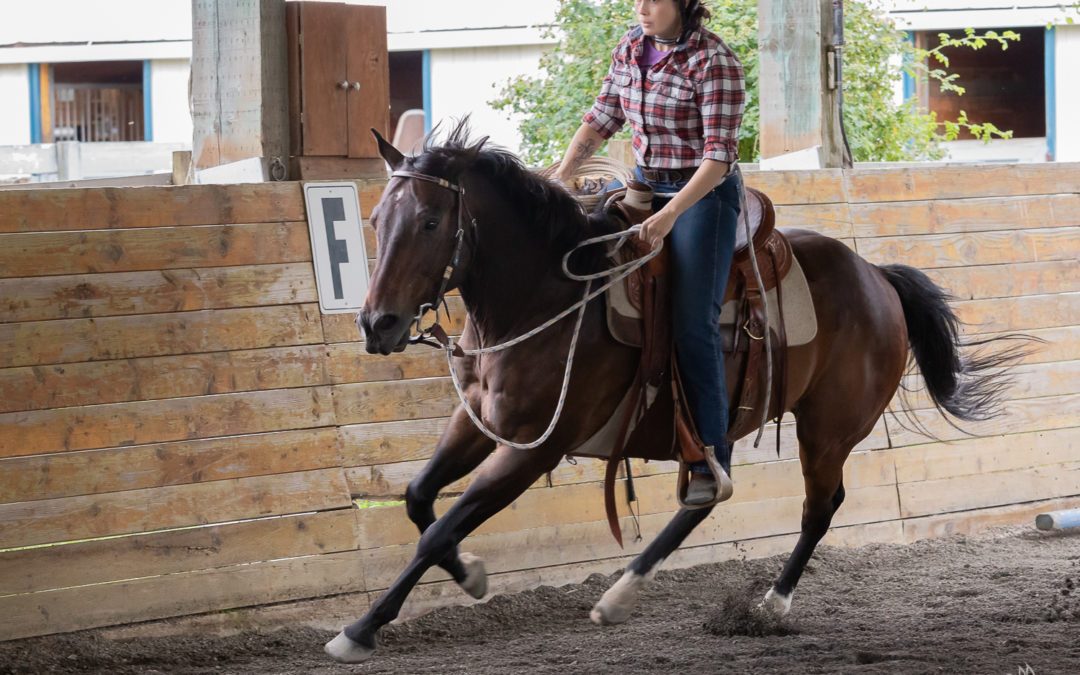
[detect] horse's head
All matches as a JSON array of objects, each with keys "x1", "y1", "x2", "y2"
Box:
[{"x1": 357, "y1": 128, "x2": 487, "y2": 354}]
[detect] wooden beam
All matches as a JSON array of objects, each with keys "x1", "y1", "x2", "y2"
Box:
[
  {"x1": 190, "y1": 0, "x2": 289, "y2": 173},
  {"x1": 0, "y1": 222, "x2": 312, "y2": 279},
  {"x1": 0, "y1": 385, "x2": 337, "y2": 459},
  {"x1": 0, "y1": 428, "x2": 344, "y2": 504},
  {"x1": 0, "y1": 467, "x2": 351, "y2": 549},
  {"x1": 0, "y1": 303, "x2": 325, "y2": 369},
  {"x1": 0, "y1": 183, "x2": 307, "y2": 233},
  {"x1": 0, "y1": 509, "x2": 358, "y2": 596}
]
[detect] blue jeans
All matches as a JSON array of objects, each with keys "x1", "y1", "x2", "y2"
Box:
[{"x1": 632, "y1": 167, "x2": 741, "y2": 473}]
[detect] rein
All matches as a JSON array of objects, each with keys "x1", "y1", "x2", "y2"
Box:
[{"x1": 385, "y1": 169, "x2": 660, "y2": 450}]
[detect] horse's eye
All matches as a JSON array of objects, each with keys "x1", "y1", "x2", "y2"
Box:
[{"x1": 423, "y1": 219, "x2": 439, "y2": 231}]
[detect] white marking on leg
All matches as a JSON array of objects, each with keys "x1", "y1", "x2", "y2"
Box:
[
  {"x1": 458, "y1": 552, "x2": 488, "y2": 599},
  {"x1": 324, "y1": 631, "x2": 374, "y2": 664},
  {"x1": 591, "y1": 559, "x2": 664, "y2": 626},
  {"x1": 761, "y1": 587, "x2": 793, "y2": 616}
]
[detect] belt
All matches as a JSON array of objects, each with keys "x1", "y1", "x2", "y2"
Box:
[{"x1": 638, "y1": 165, "x2": 698, "y2": 183}]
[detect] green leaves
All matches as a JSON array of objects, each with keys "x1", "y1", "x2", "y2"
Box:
[{"x1": 490, "y1": 0, "x2": 1017, "y2": 164}]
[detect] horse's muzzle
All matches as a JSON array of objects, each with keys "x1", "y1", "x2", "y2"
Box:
[{"x1": 356, "y1": 309, "x2": 409, "y2": 355}]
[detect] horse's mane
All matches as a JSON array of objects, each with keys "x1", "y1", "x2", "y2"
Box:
[{"x1": 404, "y1": 119, "x2": 617, "y2": 271}]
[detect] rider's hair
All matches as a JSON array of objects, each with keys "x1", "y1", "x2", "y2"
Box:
[{"x1": 678, "y1": 0, "x2": 710, "y2": 40}]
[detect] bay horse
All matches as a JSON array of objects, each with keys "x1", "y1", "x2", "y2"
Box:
[{"x1": 326, "y1": 122, "x2": 1020, "y2": 663}]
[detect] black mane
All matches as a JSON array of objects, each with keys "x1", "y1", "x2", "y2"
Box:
[{"x1": 404, "y1": 119, "x2": 617, "y2": 270}]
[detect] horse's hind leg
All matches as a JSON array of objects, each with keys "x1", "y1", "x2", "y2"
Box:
[
  {"x1": 405, "y1": 405, "x2": 495, "y2": 597},
  {"x1": 592, "y1": 506, "x2": 714, "y2": 625},
  {"x1": 326, "y1": 444, "x2": 561, "y2": 663},
  {"x1": 761, "y1": 438, "x2": 848, "y2": 615}
]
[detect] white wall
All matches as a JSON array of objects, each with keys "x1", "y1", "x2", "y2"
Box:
[
  {"x1": 941, "y1": 137, "x2": 1048, "y2": 163},
  {"x1": 0, "y1": 0, "x2": 190, "y2": 45},
  {"x1": 1055, "y1": 25, "x2": 1080, "y2": 162},
  {"x1": 429, "y1": 45, "x2": 547, "y2": 155},
  {"x1": 150, "y1": 59, "x2": 192, "y2": 145},
  {"x1": 0, "y1": 65, "x2": 31, "y2": 146}
]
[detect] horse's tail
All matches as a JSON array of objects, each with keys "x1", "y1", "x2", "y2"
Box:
[{"x1": 878, "y1": 263, "x2": 1035, "y2": 426}]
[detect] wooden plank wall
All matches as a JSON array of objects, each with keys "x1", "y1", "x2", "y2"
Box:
[{"x1": 1, "y1": 163, "x2": 1078, "y2": 640}]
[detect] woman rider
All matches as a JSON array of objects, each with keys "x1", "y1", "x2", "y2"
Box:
[{"x1": 553, "y1": 0, "x2": 745, "y2": 505}]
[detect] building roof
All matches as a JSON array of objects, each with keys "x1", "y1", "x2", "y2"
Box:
[{"x1": 1, "y1": 0, "x2": 1077, "y2": 64}]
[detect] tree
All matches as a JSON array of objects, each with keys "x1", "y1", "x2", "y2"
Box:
[{"x1": 490, "y1": 0, "x2": 1016, "y2": 164}]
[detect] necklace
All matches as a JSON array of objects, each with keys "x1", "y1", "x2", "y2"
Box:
[{"x1": 652, "y1": 34, "x2": 680, "y2": 46}]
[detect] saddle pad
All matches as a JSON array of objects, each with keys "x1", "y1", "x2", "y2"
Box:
[
  {"x1": 606, "y1": 253, "x2": 817, "y2": 348},
  {"x1": 566, "y1": 384, "x2": 636, "y2": 459}
]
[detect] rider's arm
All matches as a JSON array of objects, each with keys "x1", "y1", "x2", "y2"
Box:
[{"x1": 553, "y1": 124, "x2": 606, "y2": 186}]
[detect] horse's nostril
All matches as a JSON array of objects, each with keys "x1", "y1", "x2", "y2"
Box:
[{"x1": 373, "y1": 314, "x2": 399, "y2": 333}]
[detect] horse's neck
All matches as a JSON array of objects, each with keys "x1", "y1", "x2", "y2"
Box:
[{"x1": 459, "y1": 199, "x2": 582, "y2": 347}]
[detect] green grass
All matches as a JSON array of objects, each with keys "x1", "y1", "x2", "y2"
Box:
[{"x1": 353, "y1": 499, "x2": 404, "y2": 509}]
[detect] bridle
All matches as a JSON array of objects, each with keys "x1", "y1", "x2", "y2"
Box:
[{"x1": 388, "y1": 169, "x2": 473, "y2": 354}]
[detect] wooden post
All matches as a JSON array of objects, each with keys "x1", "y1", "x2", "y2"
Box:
[
  {"x1": 757, "y1": 0, "x2": 851, "y2": 168},
  {"x1": 190, "y1": 0, "x2": 289, "y2": 178},
  {"x1": 171, "y1": 150, "x2": 193, "y2": 186}
]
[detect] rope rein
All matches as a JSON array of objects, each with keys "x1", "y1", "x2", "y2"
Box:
[
  {"x1": 446, "y1": 230, "x2": 660, "y2": 450},
  {"x1": 388, "y1": 163, "x2": 770, "y2": 451}
]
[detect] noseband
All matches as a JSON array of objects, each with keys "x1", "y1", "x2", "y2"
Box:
[{"x1": 389, "y1": 170, "x2": 475, "y2": 351}]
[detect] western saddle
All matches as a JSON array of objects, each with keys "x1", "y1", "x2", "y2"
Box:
[{"x1": 595, "y1": 179, "x2": 793, "y2": 545}]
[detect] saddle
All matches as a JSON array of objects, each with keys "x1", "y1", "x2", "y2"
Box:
[{"x1": 586, "y1": 181, "x2": 795, "y2": 545}]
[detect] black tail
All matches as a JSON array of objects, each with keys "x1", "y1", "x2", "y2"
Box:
[{"x1": 879, "y1": 264, "x2": 1035, "y2": 428}]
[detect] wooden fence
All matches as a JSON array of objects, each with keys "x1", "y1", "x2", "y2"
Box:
[{"x1": 1, "y1": 163, "x2": 1078, "y2": 640}]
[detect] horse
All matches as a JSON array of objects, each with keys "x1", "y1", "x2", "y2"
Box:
[{"x1": 325, "y1": 121, "x2": 1023, "y2": 663}]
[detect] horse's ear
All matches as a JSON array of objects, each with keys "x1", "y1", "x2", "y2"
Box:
[
  {"x1": 372, "y1": 128, "x2": 405, "y2": 170},
  {"x1": 462, "y1": 136, "x2": 490, "y2": 166}
]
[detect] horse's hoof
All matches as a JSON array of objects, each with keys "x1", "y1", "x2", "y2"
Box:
[
  {"x1": 590, "y1": 569, "x2": 646, "y2": 626},
  {"x1": 324, "y1": 631, "x2": 374, "y2": 664},
  {"x1": 760, "y1": 588, "x2": 793, "y2": 616},
  {"x1": 459, "y1": 552, "x2": 488, "y2": 599}
]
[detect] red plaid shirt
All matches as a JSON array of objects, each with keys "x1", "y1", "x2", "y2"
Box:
[{"x1": 584, "y1": 26, "x2": 745, "y2": 169}]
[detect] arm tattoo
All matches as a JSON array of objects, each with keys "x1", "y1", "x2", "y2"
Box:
[{"x1": 567, "y1": 138, "x2": 597, "y2": 171}]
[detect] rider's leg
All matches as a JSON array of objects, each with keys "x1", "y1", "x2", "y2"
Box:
[{"x1": 663, "y1": 173, "x2": 740, "y2": 491}]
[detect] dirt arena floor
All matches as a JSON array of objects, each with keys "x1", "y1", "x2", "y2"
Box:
[{"x1": 2, "y1": 525, "x2": 1077, "y2": 674}]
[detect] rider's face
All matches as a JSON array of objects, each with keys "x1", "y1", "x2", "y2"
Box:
[{"x1": 635, "y1": 0, "x2": 681, "y2": 40}]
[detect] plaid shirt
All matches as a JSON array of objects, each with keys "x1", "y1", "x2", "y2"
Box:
[{"x1": 584, "y1": 26, "x2": 745, "y2": 168}]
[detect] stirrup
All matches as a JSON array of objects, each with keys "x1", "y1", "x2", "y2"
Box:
[{"x1": 676, "y1": 446, "x2": 734, "y2": 510}]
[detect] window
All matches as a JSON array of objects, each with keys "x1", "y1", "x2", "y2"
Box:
[
  {"x1": 49, "y1": 60, "x2": 145, "y2": 142},
  {"x1": 914, "y1": 27, "x2": 1045, "y2": 140},
  {"x1": 388, "y1": 51, "x2": 424, "y2": 142}
]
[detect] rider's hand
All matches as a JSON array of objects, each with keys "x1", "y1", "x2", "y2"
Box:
[{"x1": 638, "y1": 207, "x2": 678, "y2": 250}]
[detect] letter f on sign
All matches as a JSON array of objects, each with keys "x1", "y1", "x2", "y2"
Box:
[{"x1": 321, "y1": 197, "x2": 349, "y2": 299}]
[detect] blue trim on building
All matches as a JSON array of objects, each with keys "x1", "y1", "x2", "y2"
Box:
[
  {"x1": 1044, "y1": 27, "x2": 1056, "y2": 161},
  {"x1": 28, "y1": 63, "x2": 42, "y2": 143},
  {"x1": 142, "y1": 60, "x2": 153, "y2": 142},
  {"x1": 902, "y1": 32, "x2": 916, "y2": 102},
  {"x1": 422, "y1": 49, "x2": 432, "y2": 133}
]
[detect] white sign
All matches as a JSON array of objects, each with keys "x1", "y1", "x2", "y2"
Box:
[{"x1": 303, "y1": 182, "x2": 371, "y2": 313}]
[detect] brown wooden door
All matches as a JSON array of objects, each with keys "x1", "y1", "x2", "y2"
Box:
[
  {"x1": 290, "y1": 2, "x2": 389, "y2": 159},
  {"x1": 346, "y1": 6, "x2": 389, "y2": 158}
]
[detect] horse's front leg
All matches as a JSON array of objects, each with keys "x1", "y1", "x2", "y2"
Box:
[
  {"x1": 405, "y1": 404, "x2": 495, "y2": 598},
  {"x1": 325, "y1": 444, "x2": 561, "y2": 664},
  {"x1": 591, "y1": 505, "x2": 715, "y2": 625}
]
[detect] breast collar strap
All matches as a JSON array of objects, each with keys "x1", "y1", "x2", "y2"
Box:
[{"x1": 390, "y1": 170, "x2": 475, "y2": 351}]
